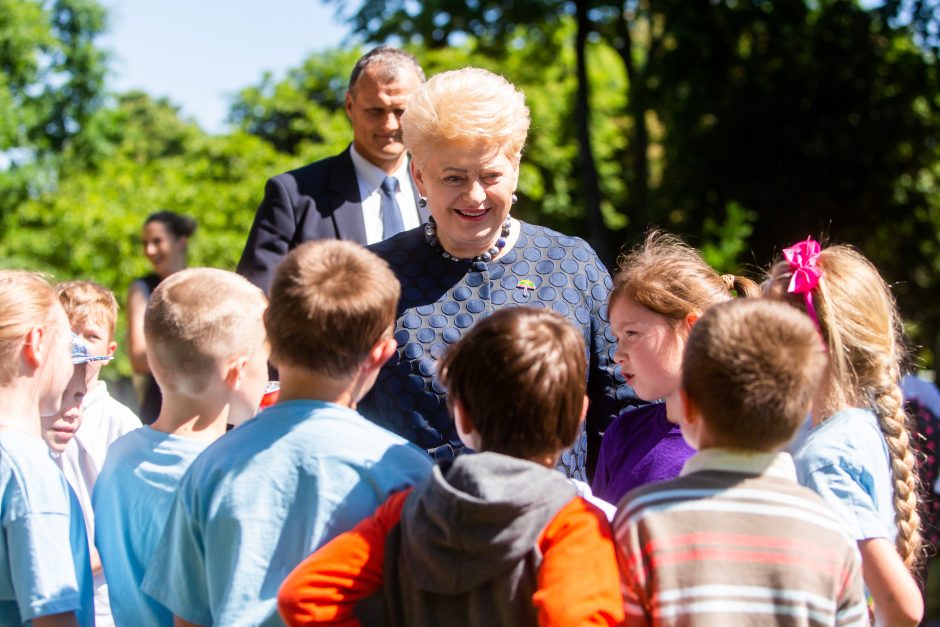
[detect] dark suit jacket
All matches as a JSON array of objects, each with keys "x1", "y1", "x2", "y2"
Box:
[{"x1": 236, "y1": 146, "x2": 428, "y2": 293}]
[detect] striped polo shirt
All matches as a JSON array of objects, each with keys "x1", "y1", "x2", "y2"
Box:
[{"x1": 613, "y1": 450, "x2": 868, "y2": 626}]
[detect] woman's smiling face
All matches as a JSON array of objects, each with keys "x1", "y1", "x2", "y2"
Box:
[
  {"x1": 142, "y1": 220, "x2": 187, "y2": 278},
  {"x1": 412, "y1": 141, "x2": 519, "y2": 259}
]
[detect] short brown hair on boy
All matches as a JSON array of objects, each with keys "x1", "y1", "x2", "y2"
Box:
[
  {"x1": 56, "y1": 280, "x2": 119, "y2": 339},
  {"x1": 145, "y1": 268, "x2": 268, "y2": 394},
  {"x1": 682, "y1": 299, "x2": 827, "y2": 451},
  {"x1": 438, "y1": 307, "x2": 586, "y2": 459},
  {"x1": 265, "y1": 240, "x2": 400, "y2": 378}
]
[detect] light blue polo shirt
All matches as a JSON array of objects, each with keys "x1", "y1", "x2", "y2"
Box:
[
  {"x1": 794, "y1": 406, "x2": 895, "y2": 541},
  {"x1": 141, "y1": 400, "x2": 433, "y2": 626}
]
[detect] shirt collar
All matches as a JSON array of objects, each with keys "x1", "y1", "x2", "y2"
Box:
[
  {"x1": 349, "y1": 144, "x2": 411, "y2": 195},
  {"x1": 680, "y1": 448, "x2": 797, "y2": 481}
]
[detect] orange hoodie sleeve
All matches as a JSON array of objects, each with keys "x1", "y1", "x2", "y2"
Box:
[
  {"x1": 278, "y1": 489, "x2": 412, "y2": 626},
  {"x1": 533, "y1": 497, "x2": 626, "y2": 626}
]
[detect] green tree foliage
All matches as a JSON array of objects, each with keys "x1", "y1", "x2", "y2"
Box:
[
  {"x1": 3, "y1": 0, "x2": 940, "y2": 366},
  {"x1": 329, "y1": 0, "x2": 940, "y2": 365},
  {"x1": 228, "y1": 47, "x2": 358, "y2": 157},
  {"x1": 0, "y1": 92, "x2": 293, "y2": 375},
  {"x1": 228, "y1": 33, "x2": 630, "y2": 250},
  {"x1": 0, "y1": 0, "x2": 107, "y2": 210}
]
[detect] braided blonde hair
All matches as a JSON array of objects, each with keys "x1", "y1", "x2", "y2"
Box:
[{"x1": 766, "y1": 245, "x2": 922, "y2": 569}]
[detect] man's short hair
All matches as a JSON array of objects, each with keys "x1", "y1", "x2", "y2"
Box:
[
  {"x1": 265, "y1": 240, "x2": 400, "y2": 378},
  {"x1": 145, "y1": 268, "x2": 267, "y2": 395},
  {"x1": 682, "y1": 299, "x2": 828, "y2": 450},
  {"x1": 438, "y1": 307, "x2": 586, "y2": 459},
  {"x1": 348, "y1": 45, "x2": 425, "y2": 94},
  {"x1": 56, "y1": 280, "x2": 119, "y2": 340}
]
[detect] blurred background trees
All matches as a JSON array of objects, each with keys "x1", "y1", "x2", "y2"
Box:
[{"x1": 2, "y1": 0, "x2": 939, "y2": 371}]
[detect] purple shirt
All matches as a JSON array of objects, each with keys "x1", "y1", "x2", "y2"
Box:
[{"x1": 591, "y1": 403, "x2": 695, "y2": 505}]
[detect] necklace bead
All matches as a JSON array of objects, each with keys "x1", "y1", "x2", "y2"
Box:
[{"x1": 424, "y1": 216, "x2": 512, "y2": 263}]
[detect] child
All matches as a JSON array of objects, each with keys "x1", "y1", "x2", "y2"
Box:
[
  {"x1": 56, "y1": 279, "x2": 140, "y2": 627},
  {"x1": 141, "y1": 240, "x2": 433, "y2": 626},
  {"x1": 56, "y1": 280, "x2": 141, "y2": 471},
  {"x1": 279, "y1": 306, "x2": 625, "y2": 626},
  {"x1": 40, "y1": 333, "x2": 114, "y2": 624},
  {"x1": 0, "y1": 270, "x2": 93, "y2": 626},
  {"x1": 766, "y1": 240, "x2": 924, "y2": 625},
  {"x1": 614, "y1": 298, "x2": 866, "y2": 625},
  {"x1": 92, "y1": 268, "x2": 270, "y2": 627},
  {"x1": 593, "y1": 230, "x2": 759, "y2": 504}
]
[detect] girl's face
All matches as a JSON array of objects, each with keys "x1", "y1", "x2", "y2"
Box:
[
  {"x1": 610, "y1": 296, "x2": 686, "y2": 403},
  {"x1": 142, "y1": 221, "x2": 187, "y2": 278}
]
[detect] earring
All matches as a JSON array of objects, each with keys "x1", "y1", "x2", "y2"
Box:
[
  {"x1": 511, "y1": 193, "x2": 518, "y2": 204},
  {"x1": 418, "y1": 197, "x2": 428, "y2": 208}
]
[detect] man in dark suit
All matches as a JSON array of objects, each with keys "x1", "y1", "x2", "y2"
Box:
[{"x1": 237, "y1": 47, "x2": 430, "y2": 293}]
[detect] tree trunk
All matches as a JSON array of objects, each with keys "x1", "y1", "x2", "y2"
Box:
[
  {"x1": 615, "y1": 4, "x2": 651, "y2": 233},
  {"x1": 574, "y1": 0, "x2": 612, "y2": 264}
]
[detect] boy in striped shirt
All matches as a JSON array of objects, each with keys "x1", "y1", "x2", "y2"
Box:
[{"x1": 614, "y1": 299, "x2": 867, "y2": 626}]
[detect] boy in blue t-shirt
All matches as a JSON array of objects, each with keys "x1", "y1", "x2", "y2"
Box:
[
  {"x1": 141, "y1": 240, "x2": 433, "y2": 627},
  {"x1": 92, "y1": 269, "x2": 270, "y2": 626}
]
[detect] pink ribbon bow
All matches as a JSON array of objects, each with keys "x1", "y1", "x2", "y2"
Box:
[{"x1": 782, "y1": 237, "x2": 823, "y2": 331}]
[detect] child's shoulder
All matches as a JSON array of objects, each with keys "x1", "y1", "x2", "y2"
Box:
[
  {"x1": 796, "y1": 407, "x2": 887, "y2": 472},
  {"x1": 184, "y1": 401, "x2": 429, "y2": 483},
  {"x1": 0, "y1": 431, "x2": 71, "y2": 514},
  {"x1": 610, "y1": 403, "x2": 667, "y2": 432}
]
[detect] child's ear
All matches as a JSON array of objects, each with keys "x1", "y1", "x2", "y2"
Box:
[
  {"x1": 107, "y1": 340, "x2": 117, "y2": 357},
  {"x1": 579, "y1": 395, "x2": 589, "y2": 425},
  {"x1": 452, "y1": 400, "x2": 479, "y2": 451},
  {"x1": 23, "y1": 326, "x2": 44, "y2": 368},
  {"x1": 678, "y1": 387, "x2": 700, "y2": 424},
  {"x1": 677, "y1": 386, "x2": 704, "y2": 450},
  {"x1": 684, "y1": 312, "x2": 700, "y2": 332},
  {"x1": 367, "y1": 335, "x2": 398, "y2": 370},
  {"x1": 224, "y1": 355, "x2": 250, "y2": 390}
]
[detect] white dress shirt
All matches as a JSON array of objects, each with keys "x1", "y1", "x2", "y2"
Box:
[{"x1": 349, "y1": 145, "x2": 421, "y2": 244}]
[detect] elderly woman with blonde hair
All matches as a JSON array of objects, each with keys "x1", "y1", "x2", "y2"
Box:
[{"x1": 359, "y1": 67, "x2": 631, "y2": 480}]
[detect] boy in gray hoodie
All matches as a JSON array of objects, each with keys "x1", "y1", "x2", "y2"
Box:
[{"x1": 278, "y1": 306, "x2": 624, "y2": 626}]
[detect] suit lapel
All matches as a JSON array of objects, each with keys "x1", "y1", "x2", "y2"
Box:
[{"x1": 329, "y1": 147, "x2": 368, "y2": 244}]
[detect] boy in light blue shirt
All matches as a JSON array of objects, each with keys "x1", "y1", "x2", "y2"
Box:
[
  {"x1": 142, "y1": 241, "x2": 433, "y2": 627},
  {"x1": 93, "y1": 269, "x2": 270, "y2": 626}
]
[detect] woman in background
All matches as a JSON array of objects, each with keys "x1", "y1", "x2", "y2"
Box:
[{"x1": 126, "y1": 210, "x2": 196, "y2": 424}]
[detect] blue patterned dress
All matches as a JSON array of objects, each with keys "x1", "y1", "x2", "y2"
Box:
[{"x1": 360, "y1": 221, "x2": 633, "y2": 480}]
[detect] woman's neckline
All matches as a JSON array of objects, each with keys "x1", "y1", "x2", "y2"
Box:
[{"x1": 424, "y1": 217, "x2": 521, "y2": 264}]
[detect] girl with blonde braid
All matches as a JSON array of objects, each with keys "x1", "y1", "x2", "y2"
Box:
[{"x1": 766, "y1": 240, "x2": 923, "y2": 626}]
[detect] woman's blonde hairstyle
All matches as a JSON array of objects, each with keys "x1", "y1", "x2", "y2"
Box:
[
  {"x1": 611, "y1": 230, "x2": 760, "y2": 328},
  {"x1": 766, "y1": 245, "x2": 922, "y2": 569},
  {"x1": 0, "y1": 270, "x2": 60, "y2": 386},
  {"x1": 402, "y1": 67, "x2": 530, "y2": 164}
]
